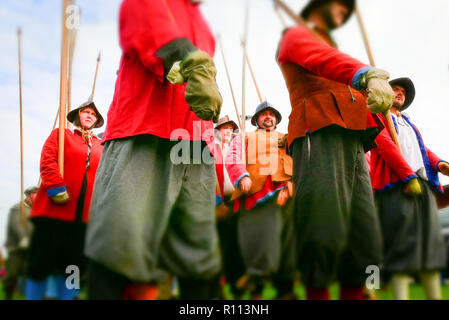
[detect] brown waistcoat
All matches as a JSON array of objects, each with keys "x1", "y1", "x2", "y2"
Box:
[
  {"x1": 231, "y1": 130, "x2": 292, "y2": 200},
  {"x1": 280, "y1": 62, "x2": 368, "y2": 147}
]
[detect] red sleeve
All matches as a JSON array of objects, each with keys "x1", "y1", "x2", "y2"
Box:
[
  {"x1": 426, "y1": 147, "x2": 443, "y2": 171},
  {"x1": 40, "y1": 129, "x2": 65, "y2": 191},
  {"x1": 225, "y1": 135, "x2": 248, "y2": 187},
  {"x1": 277, "y1": 26, "x2": 369, "y2": 86},
  {"x1": 374, "y1": 116, "x2": 416, "y2": 181},
  {"x1": 119, "y1": 0, "x2": 184, "y2": 77}
]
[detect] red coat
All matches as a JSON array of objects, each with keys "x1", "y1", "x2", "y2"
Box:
[
  {"x1": 277, "y1": 25, "x2": 380, "y2": 148},
  {"x1": 102, "y1": 0, "x2": 215, "y2": 144},
  {"x1": 277, "y1": 26, "x2": 368, "y2": 87},
  {"x1": 31, "y1": 129, "x2": 103, "y2": 223},
  {"x1": 370, "y1": 114, "x2": 445, "y2": 193}
]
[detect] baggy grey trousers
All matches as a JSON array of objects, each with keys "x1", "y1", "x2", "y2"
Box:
[
  {"x1": 290, "y1": 126, "x2": 383, "y2": 288},
  {"x1": 376, "y1": 179, "x2": 446, "y2": 273},
  {"x1": 85, "y1": 135, "x2": 221, "y2": 282}
]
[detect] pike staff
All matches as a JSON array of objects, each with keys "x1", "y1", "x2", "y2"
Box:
[
  {"x1": 242, "y1": 49, "x2": 263, "y2": 103},
  {"x1": 241, "y1": 2, "x2": 250, "y2": 163},
  {"x1": 58, "y1": 0, "x2": 71, "y2": 177},
  {"x1": 217, "y1": 34, "x2": 242, "y2": 129},
  {"x1": 17, "y1": 28, "x2": 26, "y2": 230},
  {"x1": 67, "y1": 18, "x2": 78, "y2": 129},
  {"x1": 89, "y1": 51, "x2": 101, "y2": 102},
  {"x1": 355, "y1": 6, "x2": 402, "y2": 154}
]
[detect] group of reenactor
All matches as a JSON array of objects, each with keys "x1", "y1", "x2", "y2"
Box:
[{"x1": 3, "y1": 0, "x2": 449, "y2": 300}]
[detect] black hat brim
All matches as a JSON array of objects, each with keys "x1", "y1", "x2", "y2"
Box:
[
  {"x1": 389, "y1": 77, "x2": 415, "y2": 110},
  {"x1": 300, "y1": 0, "x2": 355, "y2": 24}
]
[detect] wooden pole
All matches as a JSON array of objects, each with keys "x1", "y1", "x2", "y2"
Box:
[
  {"x1": 273, "y1": 0, "x2": 328, "y2": 44},
  {"x1": 274, "y1": 3, "x2": 288, "y2": 28},
  {"x1": 354, "y1": 6, "x2": 376, "y2": 67},
  {"x1": 241, "y1": 2, "x2": 250, "y2": 164},
  {"x1": 243, "y1": 50, "x2": 263, "y2": 103},
  {"x1": 17, "y1": 28, "x2": 26, "y2": 230},
  {"x1": 58, "y1": 0, "x2": 70, "y2": 177},
  {"x1": 89, "y1": 51, "x2": 101, "y2": 102},
  {"x1": 354, "y1": 6, "x2": 402, "y2": 154},
  {"x1": 216, "y1": 34, "x2": 242, "y2": 129},
  {"x1": 67, "y1": 26, "x2": 77, "y2": 129}
]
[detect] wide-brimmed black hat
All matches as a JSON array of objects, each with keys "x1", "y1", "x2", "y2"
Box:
[
  {"x1": 300, "y1": 0, "x2": 355, "y2": 24},
  {"x1": 251, "y1": 101, "x2": 282, "y2": 127},
  {"x1": 67, "y1": 100, "x2": 104, "y2": 128},
  {"x1": 215, "y1": 115, "x2": 239, "y2": 132},
  {"x1": 389, "y1": 77, "x2": 415, "y2": 110}
]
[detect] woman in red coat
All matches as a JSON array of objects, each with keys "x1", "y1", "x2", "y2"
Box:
[{"x1": 25, "y1": 101, "x2": 104, "y2": 300}]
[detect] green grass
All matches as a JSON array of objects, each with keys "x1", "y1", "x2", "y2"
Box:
[
  {"x1": 224, "y1": 281, "x2": 449, "y2": 300},
  {"x1": 2, "y1": 280, "x2": 449, "y2": 300}
]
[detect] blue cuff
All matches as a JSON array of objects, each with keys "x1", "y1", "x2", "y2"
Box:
[
  {"x1": 216, "y1": 194, "x2": 223, "y2": 206},
  {"x1": 403, "y1": 174, "x2": 419, "y2": 183},
  {"x1": 437, "y1": 160, "x2": 449, "y2": 172},
  {"x1": 352, "y1": 66, "x2": 374, "y2": 90},
  {"x1": 47, "y1": 186, "x2": 67, "y2": 197},
  {"x1": 234, "y1": 173, "x2": 250, "y2": 189}
]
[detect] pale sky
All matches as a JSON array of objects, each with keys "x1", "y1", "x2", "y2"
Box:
[{"x1": 1, "y1": 0, "x2": 448, "y2": 255}]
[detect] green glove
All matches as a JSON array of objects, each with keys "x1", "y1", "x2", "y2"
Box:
[
  {"x1": 51, "y1": 190, "x2": 69, "y2": 204},
  {"x1": 359, "y1": 68, "x2": 395, "y2": 114},
  {"x1": 404, "y1": 178, "x2": 422, "y2": 196},
  {"x1": 168, "y1": 50, "x2": 222, "y2": 123}
]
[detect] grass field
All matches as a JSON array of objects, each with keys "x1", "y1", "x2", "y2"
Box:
[{"x1": 2, "y1": 280, "x2": 449, "y2": 300}]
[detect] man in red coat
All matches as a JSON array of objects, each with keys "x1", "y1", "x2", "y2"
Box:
[
  {"x1": 25, "y1": 101, "x2": 104, "y2": 300},
  {"x1": 276, "y1": 0, "x2": 393, "y2": 299},
  {"x1": 370, "y1": 77, "x2": 449, "y2": 299},
  {"x1": 84, "y1": 0, "x2": 223, "y2": 300}
]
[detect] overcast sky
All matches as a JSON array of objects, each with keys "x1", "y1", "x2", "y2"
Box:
[{"x1": 1, "y1": 0, "x2": 448, "y2": 255}]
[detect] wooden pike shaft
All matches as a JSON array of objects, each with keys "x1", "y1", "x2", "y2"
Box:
[
  {"x1": 67, "y1": 27, "x2": 77, "y2": 128},
  {"x1": 273, "y1": 0, "x2": 327, "y2": 44},
  {"x1": 244, "y1": 52, "x2": 263, "y2": 103},
  {"x1": 90, "y1": 51, "x2": 101, "y2": 101},
  {"x1": 355, "y1": 6, "x2": 375, "y2": 67},
  {"x1": 274, "y1": 3, "x2": 288, "y2": 28},
  {"x1": 58, "y1": 0, "x2": 70, "y2": 177},
  {"x1": 17, "y1": 28, "x2": 26, "y2": 230},
  {"x1": 241, "y1": 2, "x2": 250, "y2": 164},
  {"x1": 354, "y1": 6, "x2": 402, "y2": 154},
  {"x1": 217, "y1": 35, "x2": 242, "y2": 129}
]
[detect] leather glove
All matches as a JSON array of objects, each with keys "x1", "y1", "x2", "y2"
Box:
[
  {"x1": 358, "y1": 68, "x2": 395, "y2": 114},
  {"x1": 51, "y1": 190, "x2": 69, "y2": 204},
  {"x1": 172, "y1": 50, "x2": 222, "y2": 123},
  {"x1": 438, "y1": 162, "x2": 449, "y2": 176},
  {"x1": 404, "y1": 178, "x2": 422, "y2": 196}
]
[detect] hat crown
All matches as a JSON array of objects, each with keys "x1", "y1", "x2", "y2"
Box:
[{"x1": 251, "y1": 101, "x2": 282, "y2": 126}]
